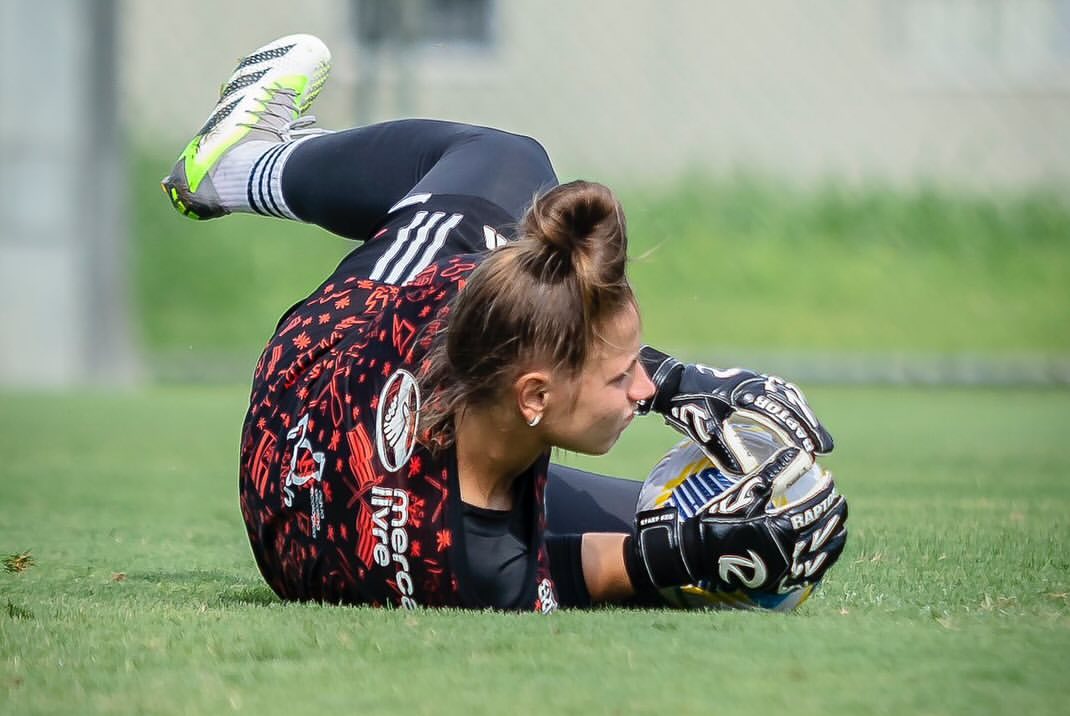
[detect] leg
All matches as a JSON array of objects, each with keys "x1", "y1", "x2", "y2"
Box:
[
  {"x1": 545, "y1": 463, "x2": 642, "y2": 535},
  {"x1": 281, "y1": 119, "x2": 558, "y2": 240},
  {"x1": 162, "y1": 35, "x2": 557, "y2": 239},
  {"x1": 162, "y1": 34, "x2": 333, "y2": 221},
  {"x1": 544, "y1": 464, "x2": 667, "y2": 608}
]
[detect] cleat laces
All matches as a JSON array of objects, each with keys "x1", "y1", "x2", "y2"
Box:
[{"x1": 237, "y1": 87, "x2": 327, "y2": 141}]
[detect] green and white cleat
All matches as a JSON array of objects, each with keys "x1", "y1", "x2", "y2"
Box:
[{"x1": 161, "y1": 33, "x2": 331, "y2": 220}]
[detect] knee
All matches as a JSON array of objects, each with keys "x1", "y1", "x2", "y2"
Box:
[
  {"x1": 473, "y1": 127, "x2": 555, "y2": 179},
  {"x1": 507, "y1": 132, "x2": 555, "y2": 179}
]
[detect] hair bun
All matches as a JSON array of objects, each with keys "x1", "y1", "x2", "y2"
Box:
[{"x1": 521, "y1": 180, "x2": 628, "y2": 285}]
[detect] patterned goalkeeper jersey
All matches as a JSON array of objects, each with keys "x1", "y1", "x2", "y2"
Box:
[{"x1": 238, "y1": 194, "x2": 559, "y2": 612}]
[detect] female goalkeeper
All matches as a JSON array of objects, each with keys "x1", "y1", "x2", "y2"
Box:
[{"x1": 162, "y1": 34, "x2": 846, "y2": 612}]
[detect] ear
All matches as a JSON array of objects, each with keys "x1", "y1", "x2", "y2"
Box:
[{"x1": 514, "y1": 370, "x2": 551, "y2": 425}]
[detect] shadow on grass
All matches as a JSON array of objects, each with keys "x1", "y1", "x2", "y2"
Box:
[
  {"x1": 125, "y1": 569, "x2": 236, "y2": 585},
  {"x1": 217, "y1": 584, "x2": 280, "y2": 607},
  {"x1": 114, "y1": 565, "x2": 282, "y2": 607},
  {"x1": 118, "y1": 570, "x2": 280, "y2": 607}
]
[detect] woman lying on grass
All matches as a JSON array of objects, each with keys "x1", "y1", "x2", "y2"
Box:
[{"x1": 161, "y1": 34, "x2": 847, "y2": 611}]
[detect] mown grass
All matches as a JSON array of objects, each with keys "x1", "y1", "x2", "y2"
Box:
[
  {"x1": 134, "y1": 149, "x2": 1070, "y2": 364},
  {"x1": 2, "y1": 386, "x2": 1068, "y2": 715}
]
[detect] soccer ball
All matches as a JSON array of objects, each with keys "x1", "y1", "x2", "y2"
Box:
[{"x1": 637, "y1": 415, "x2": 831, "y2": 612}]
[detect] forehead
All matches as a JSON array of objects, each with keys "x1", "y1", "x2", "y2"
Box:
[{"x1": 591, "y1": 303, "x2": 642, "y2": 362}]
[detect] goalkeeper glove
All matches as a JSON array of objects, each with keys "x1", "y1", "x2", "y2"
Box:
[
  {"x1": 629, "y1": 447, "x2": 848, "y2": 593},
  {"x1": 638, "y1": 346, "x2": 834, "y2": 476}
]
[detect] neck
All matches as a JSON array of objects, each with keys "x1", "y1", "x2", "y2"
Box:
[{"x1": 454, "y1": 403, "x2": 544, "y2": 510}]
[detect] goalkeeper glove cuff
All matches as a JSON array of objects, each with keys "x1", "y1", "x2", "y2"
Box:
[{"x1": 628, "y1": 507, "x2": 702, "y2": 590}]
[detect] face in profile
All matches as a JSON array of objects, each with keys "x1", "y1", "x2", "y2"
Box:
[{"x1": 541, "y1": 302, "x2": 655, "y2": 455}]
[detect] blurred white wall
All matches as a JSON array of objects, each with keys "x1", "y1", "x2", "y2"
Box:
[
  {"x1": 125, "y1": 0, "x2": 1070, "y2": 192},
  {"x1": 1, "y1": 0, "x2": 138, "y2": 387}
]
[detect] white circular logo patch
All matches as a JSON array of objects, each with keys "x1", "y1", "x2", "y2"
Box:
[{"x1": 375, "y1": 369, "x2": 421, "y2": 472}]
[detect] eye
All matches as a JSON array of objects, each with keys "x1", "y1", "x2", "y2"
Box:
[{"x1": 609, "y1": 358, "x2": 638, "y2": 387}]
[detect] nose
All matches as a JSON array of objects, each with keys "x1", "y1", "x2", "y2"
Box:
[{"x1": 630, "y1": 362, "x2": 657, "y2": 404}]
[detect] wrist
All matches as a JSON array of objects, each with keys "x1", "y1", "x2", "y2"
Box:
[
  {"x1": 580, "y1": 533, "x2": 634, "y2": 604},
  {"x1": 622, "y1": 534, "x2": 657, "y2": 594},
  {"x1": 632, "y1": 510, "x2": 698, "y2": 588}
]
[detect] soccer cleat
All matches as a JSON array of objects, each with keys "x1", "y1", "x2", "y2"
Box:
[{"x1": 161, "y1": 34, "x2": 332, "y2": 220}]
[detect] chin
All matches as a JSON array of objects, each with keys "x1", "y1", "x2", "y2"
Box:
[
  {"x1": 556, "y1": 435, "x2": 616, "y2": 456},
  {"x1": 553, "y1": 422, "x2": 628, "y2": 456},
  {"x1": 583, "y1": 433, "x2": 621, "y2": 456}
]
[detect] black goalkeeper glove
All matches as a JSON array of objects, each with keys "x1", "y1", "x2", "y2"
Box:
[
  {"x1": 629, "y1": 448, "x2": 848, "y2": 593},
  {"x1": 638, "y1": 346, "x2": 834, "y2": 476}
]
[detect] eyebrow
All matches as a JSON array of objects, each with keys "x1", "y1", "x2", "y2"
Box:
[{"x1": 614, "y1": 356, "x2": 638, "y2": 379}]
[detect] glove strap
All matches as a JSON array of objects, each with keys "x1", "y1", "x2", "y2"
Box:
[
  {"x1": 633, "y1": 507, "x2": 696, "y2": 588},
  {"x1": 622, "y1": 535, "x2": 657, "y2": 594}
]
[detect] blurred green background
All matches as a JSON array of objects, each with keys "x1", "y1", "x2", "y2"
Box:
[{"x1": 134, "y1": 146, "x2": 1070, "y2": 382}]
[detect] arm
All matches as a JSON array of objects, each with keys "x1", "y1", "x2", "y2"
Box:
[
  {"x1": 581, "y1": 533, "x2": 636, "y2": 603},
  {"x1": 576, "y1": 452, "x2": 848, "y2": 604}
]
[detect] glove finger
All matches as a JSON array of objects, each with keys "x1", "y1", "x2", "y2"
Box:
[
  {"x1": 798, "y1": 514, "x2": 846, "y2": 558},
  {"x1": 730, "y1": 377, "x2": 808, "y2": 448},
  {"x1": 811, "y1": 421, "x2": 835, "y2": 455},
  {"x1": 700, "y1": 427, "x2": 750, "y2": 476},
  {"x1": 732, "y1": 402, "x2": 817, "y2": 456},
  {"x1": 811, "y1": 527, "x2": 848, "y2": 580},
  {"x1": 663, "y1": 396, "x2": 753, "y2": 476},
  {"x1": 756, "y1": 446, "x2": 811, "y2": 487},
  {"x1": 747, "y1": 380, "x2": 833, "y2": 456},
  {"x1": 701, "y1": 472, "x2": 772, "y2": 519},
  {"x1": 777, "y1": 381, "x2": 835, "y2": 454},
  {"x1": 834, "y1": 491, "x2": 848, "y2": 525},
  {"x1": 786, "y1": 526, "x2": 847, "y2": 586},
  {"x1": 825, "y1": 527, "x2": 848, "y2": 561},
  {"x1": 770, "y1": 468, "x2": 839, "y2": 518},
  {"x1": 790, "y1": 493, "x2": 847, "y2": 548}
]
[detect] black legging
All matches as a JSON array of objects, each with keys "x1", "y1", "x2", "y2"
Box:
[
  {"x1": 545, "y1": 464, "x2": 641, "y2": 535},
  {"x1": 282, "y1": 119, "x2": 559, "y2": 240},
  {"x1": 544, "y1": 464, "x2": 648, "y2": 607}
]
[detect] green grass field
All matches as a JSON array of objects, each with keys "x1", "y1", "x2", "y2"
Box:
[{"x1": 2, "y1": 386, "x2": 1068, "y2": 715}]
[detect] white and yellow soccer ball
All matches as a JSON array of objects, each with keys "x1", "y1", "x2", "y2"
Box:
[{"x1": 637, "y1": 414, "x2": 831, "y2": 612}]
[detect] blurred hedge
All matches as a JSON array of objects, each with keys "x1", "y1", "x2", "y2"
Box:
[{"x1": 133, "y1": 149, "x2": 1070, "y2": 370}]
